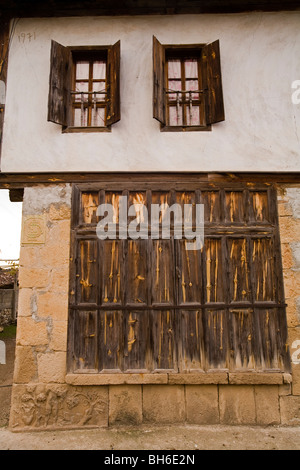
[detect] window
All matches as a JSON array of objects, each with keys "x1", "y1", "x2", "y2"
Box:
[
  {"x1": 47, "y1": 40, "x2": 120, "y2": 131},
  {"x1": 67, "y1": 183, "x2": 290, "y2": 374},
  {"x1": 153, "y1": 37, "x2": 225, "y2": 130}
]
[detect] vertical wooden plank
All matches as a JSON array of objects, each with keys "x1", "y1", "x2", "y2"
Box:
[
  {"x1": 203, "y1": 309, "x2": 228, "y2": 370},
  {"x1": 123, "y1": 310, "x2": 150, "y2": 372},
  {"x1": 98, "y1": 310, "x2": 123, "y2": 371},
  {"x1": 81, "y1": 191, "x2": 99, "y2": 224},
  {"x1": 151, "y1": 240, "x2": 174, "y2": 305},
  {"x1": 256, "y1": 308, "x2": 281, "y2": 370},
  {"x1": 200, "y1": 191, "x2": 221, "y2": 223},
  {"x1": 100, "y1": 240, "x2": 123, "y2": 306},
  {"x1": 251, "y1": 237, "x2": 276, "y2": 302},
  {"x1": 76, "y1": 239, "x2": 98, "y2": 304},
  {"x1": 203, "y1": 238, "x2": 224, "y2": 303},
  {"x1": 72, "y1": 310, "x2": 98, "y2": 371},
  {"x1": 229, "y1": 308, "x2": 256, "y2": 370},
  {"x1": 249, "y1": 191, "x2": 269, "y2": 223},
  {"x1": 225, "y1": 191, "x2": 244, "y2": 223},
  {"x1": 126, "y1": 240, "x2": 148, "y2": 305},
  {"x1": 227, "y1": 238, "x2": 251, "y2": 303},
  {"x1": 176, "y1": 239, "x2": 202, "y2": 304},
  {"x1": 179, "y1": 309, "x2": 204, "y2": 372},
  {"x1": 151, "y1": 310, "x2": 176, "y2": 371}
]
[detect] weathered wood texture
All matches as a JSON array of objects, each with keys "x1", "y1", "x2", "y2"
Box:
[
  {"x1": 48, "y1": 40, "x2": 72, "y2": 127},
  {"x1": 106, "y1": 40, "x2": 121, "y2": 126},
  {"x1": 0, "y1": 172, "x2": 299, "y2": 189},
  {"x1": 1, "y1": 1, "x2": 299, "y2": 18},
  {"x1": 202, "y1": 39, "x2": 225, "y2": 124},
  {"x1": 153, "y1": 36, "x2": 166, "y2": 124},
  {"x1": 68, "y1": 183, "x2": 289, "y2": 374}
]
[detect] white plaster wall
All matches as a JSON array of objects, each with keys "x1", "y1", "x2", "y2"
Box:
[{"x1": 1, "y1": 12, "x2": 300, "y2": 172}]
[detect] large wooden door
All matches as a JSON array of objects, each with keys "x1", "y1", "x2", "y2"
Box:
[{"x1": 67, "y1": 183, "x2": 290, "y2": 374}]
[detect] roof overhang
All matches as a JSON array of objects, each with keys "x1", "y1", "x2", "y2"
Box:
[{"x1": 0, "y1": 0, "x2": 300, "y2": 18}]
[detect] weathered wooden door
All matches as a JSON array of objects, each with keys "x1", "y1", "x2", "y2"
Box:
[{"x1": 67, "y1": 183, "x2": 290, "y2": 374}]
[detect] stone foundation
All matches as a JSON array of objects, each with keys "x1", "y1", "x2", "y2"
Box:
[{"x1": 9, "y1": 183, "x2": 300, "y2": 430}]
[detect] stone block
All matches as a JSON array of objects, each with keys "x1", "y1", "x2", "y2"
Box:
[
  {"x1": 19, "y1": 267, "x2": 50, "y2": 289},
  {"x1": 66, "y1": 373, "x2": 168, "y2": 385},
  {"x1": 280, "y1": 395, "x2": 300, "y2": 425},
  {"x1": 186, "y1": 385, "x2": 219, "y2": 424},
  {"x1": 37, "y1": 351, "x2": 66, "y2": 383},
  {"x1": 49, "y1": 321, "x2": 68, "y2": 351},
  {"x1": 50, "y1": 268, "x2": 70, "y2": 295},
  {"x1": 285, "y1": 298, "x2": 300, "y2": 328},
  {"x1": 39, "y1": 243, "x2": 70, "y2": 269},
  {"x1": 109, "y1": 385, "x2": 142, "y2": 425},
  {"x1": 281, "y1": 243, "x2": 294, "y2": 269},
  {"x1": 279, "y1": 383, "x2": 292, "y2": 396},
  {"x1": 17, "y1": 288, "x2": 33, "y2": 318},
  {"x1": 219, "y1": 385, "x2": 256, "y2": 425},
  {"x1": 49, "y1": 203, "x2": 71, "y2": 221},
  {"x1": 16, "y1": 317, "x2": 48, "y2": 347},
  {"x1": 36, "y1": 291, "x2": 68, "y2": 321},
  {"x1": 283, "y1": 271, "x2": 300, "y2": 299},
  {"x1": 254, "y1": 385, "x2": 280, "y2": 425},
  {"x1": 9, "y1": 383, "x2": 108, "y2": 430},
  {"x1": 143, "y1": 385, "x2": 185, "y2": 424},
  {"x1": 229, "y1": 373, "x2": 283, "y2": 385},
  {"x1": 13, "y1": 346, "x2": 37, "y2": 383},
  {"x1": 168, "y1": 372, "x2": 228, "y2": 384}
]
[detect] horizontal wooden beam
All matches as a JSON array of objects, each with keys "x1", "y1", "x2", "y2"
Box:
[
  {"x1": 0, "y1": 0, "x2": 299, "y2": 18},
  {"x1": 0, "y1": 172, "x2": 299, "y2": 189}
]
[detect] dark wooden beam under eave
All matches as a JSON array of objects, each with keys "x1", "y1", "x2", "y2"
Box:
[
  {"x1": 9, "y1": 188, "x2": 24, "y2": 202},
  {"x1": 0, "y1": 172, "x2": 299, "y2": 189},
  {"x1": 0, "y1": 0, "x2": 300, "y2": 18}
]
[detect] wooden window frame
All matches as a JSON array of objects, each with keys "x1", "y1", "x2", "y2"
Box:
[
  {"x1": 67, "y1": 181, "x2": 290, "y2": 377},
  {"x1": 48, "y1": 40, "x2": 120, "y2": 132},
  {"x1": 153, "y1": 37, "x2": 225, "y2": 132},
  {"x1": 70, "y1": 48, "x2": 108, "y2": 131}
]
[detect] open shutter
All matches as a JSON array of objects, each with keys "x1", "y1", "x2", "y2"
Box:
[
  {"x1": 153, "y1": 36, "x2": 166, "y2": 125},
  {"x1": 47, "y1": 40, "x2": 72, "y2": 126},
  {"x1": 202, "y1": 40, "x2": 225, "y2": 125},
  {"x1": 106, "y1": 40, "x2": 120, "y2": 126}
]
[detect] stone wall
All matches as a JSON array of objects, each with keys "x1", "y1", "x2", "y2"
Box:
[
  {"x1": 9, "y1": 183, "x2": 300, "y2": 430},
  {"x1": 0, "y1": 289, "x2": 17, "y2": 326}
]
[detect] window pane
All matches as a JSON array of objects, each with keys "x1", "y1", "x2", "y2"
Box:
[
  {"x1": 92, "y1": 107, "x2": 105, "y2": 126},
  {"x1": 76, "y1": 61, "x2": 89, "y2": 79},
  {"x1": 186, "y1": 105, "x2": 200, "y2": 126},
  {"x1": 74, "y1": 81, "x2": 89, "y2": 102},
  {"x1": 74, "y1": 107, "x2": 88, "y2": 126},
  {"x1": 185, "y1": 79, "x2": 199, "y2": 99},
  {"x1": 168, "y1": 59, "x2": 181, "y2": 79},
  {"x1": 185, "y1": 59, "x2": 198, "y2": 78},
  {"x1": 93, "y1": 60, "x2": 106, "y2": 79},
  {"x1": 168, "y1": 80, "x2": 182, "y2": 100},
  {"x1": 92, "y1": 81, "x2": 106, "y2": 102},
  {"x1": 168, "y1": 105, "x2": 183, "y2": 126}
]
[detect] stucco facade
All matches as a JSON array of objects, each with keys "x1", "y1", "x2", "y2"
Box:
[{"x1": 1, "y1": 12, "x2": 300, "y2": 173}]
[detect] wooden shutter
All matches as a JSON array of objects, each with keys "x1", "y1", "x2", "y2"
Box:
[
  {"x1": 202, "y1": 39, "x2": 225, "y2": 125},
  {"x1": 153, "y1": 36, "x2": 166, "y2": 125},
  {"x1": 47, "y1": 40, "x2": 72, "y2": 126},
  {"x1": 106, "y1": 40, "x2": 121, "y2": 126}
]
